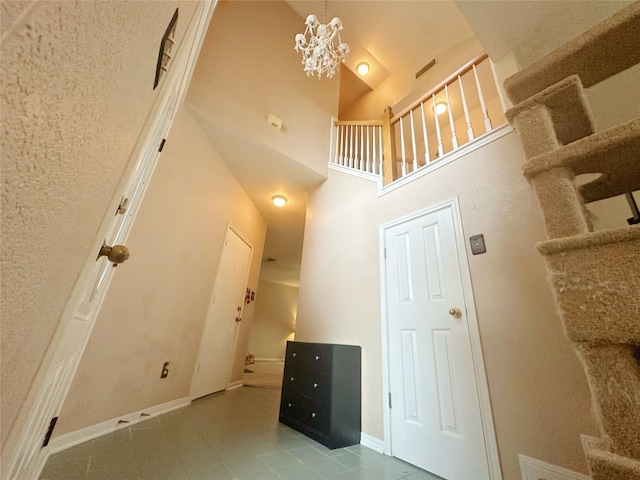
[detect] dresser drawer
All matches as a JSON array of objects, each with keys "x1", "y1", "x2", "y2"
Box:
[
  {"x1": 279, "y1": 392, "x2": 302, "y2": 421},
  {"x1": 304, "y1": 344, "x2": 333, "y2": 373},
  {"x1": 300, "y1": 397, "x2": 330, "y2": 435},
  {"x1": 283, "y1": 369, "x2": 307, "y2": 393},
  {"x1": 303, "y1": 372, "x2": 331, "y2": 401}
]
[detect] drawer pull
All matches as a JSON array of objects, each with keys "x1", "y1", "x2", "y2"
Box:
[
  {"x1": 315, "y1": 355, "x2": 320, "y2": 360},
  {"x1": 293, "y1": 353, "x2": 297, "y2": 357},
  {"x1": 287, "y1": 403, "x2": 292, "y2": 407},
  {"x1": 311, "y1": 412, "x2": 316, "y2": 418},
  {"x1": 313, "y1": 383, "x2": 318, "y2": 388},
  {"x1": 290, "y1": 377, "x2": 295, "y2": 381}
]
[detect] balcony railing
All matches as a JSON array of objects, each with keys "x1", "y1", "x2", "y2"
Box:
[{"x1": 331, "y1": 53, "x2": 507, "y2": 185}]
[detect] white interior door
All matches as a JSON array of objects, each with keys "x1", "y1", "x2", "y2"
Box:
[
  {"x1": 383, "y1": 201, "x2": 491, "y2": 480},
  {"x1": 191, "y1": 225, "x2": 252, "y2": 399}
]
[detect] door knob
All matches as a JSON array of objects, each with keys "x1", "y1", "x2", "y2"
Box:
[
  {"x1": 97, "y1": 242, "x2": 130, "y2": 264},
  {"x1": 448, "y1": 307, "x2": 462, "y2": 318}
]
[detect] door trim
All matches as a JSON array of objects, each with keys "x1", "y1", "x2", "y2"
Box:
[{"x1": 379, "y1": 196, "x2": 502, "y2": 480}]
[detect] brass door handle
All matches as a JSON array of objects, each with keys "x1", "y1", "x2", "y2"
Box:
[
  {"x1": 97, "y1": 243, "x2": 130, "y2": 264},
  {"x1": 448, "y1": 307, "x2": 462, "y2": 318}
]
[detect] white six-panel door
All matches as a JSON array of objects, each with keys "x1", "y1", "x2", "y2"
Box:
[{"x1": 383, "y1": 200, "x2": 494, "y2": 480}]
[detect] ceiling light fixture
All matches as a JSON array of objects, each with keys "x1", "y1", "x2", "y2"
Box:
[
  {"x1": 434, "y1": 102, "x2": 447, "y2": 115},
  {"x1": 356, "y1": 62, "x2": 369, "y2": 76},
  {"x1": 294, "y1": 1, "x2": 349, "y2": 79},
  {"x1": 272, "y1": 195, "x2": 287, "y2": 207}
]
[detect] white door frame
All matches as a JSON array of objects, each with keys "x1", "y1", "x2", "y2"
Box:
[
  {"x1": 379, "y1": 196, "x2": 502, "y2": 480},
  {"x1": 190, "y1": 222, "x2": 253, "y2": 397}
]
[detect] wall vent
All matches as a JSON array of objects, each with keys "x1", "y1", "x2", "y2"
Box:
[{"x1": 415, "y1": 58, "x2": 436, "y2": 79}]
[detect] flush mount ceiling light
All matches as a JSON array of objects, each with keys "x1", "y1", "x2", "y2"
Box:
[
  {"x1": 434, "y1": 102, "x2": 447, "y2": 115},
  {"x1": 294, "y1": 0, "x2": 349, "y2": 79},
  {"x1": 356, "y1": 62, "x2": 369, "y2": 76},
  {"x1": 272, "y1": 195, "x2": 287, "y2": 207}
]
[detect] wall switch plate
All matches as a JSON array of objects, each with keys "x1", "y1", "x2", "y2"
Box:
[{"x1": 469, "y1": 234, "x2": 486, "y2": 255}]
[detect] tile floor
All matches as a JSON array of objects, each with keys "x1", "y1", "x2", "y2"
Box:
[{"x1": 40, "y1": 386, "x2": 443, "y2": 480}]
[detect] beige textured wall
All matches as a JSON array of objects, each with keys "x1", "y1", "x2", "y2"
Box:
[
  {"x1": 296, "y1": 131, "x2": 596, "y2": 479},
  {"x1": 0, "y1": 0, "x2": 198, "y2": 447},
  {"x1": 55, "y1": 105, "x2": 266, "y2": 436},
  {"x1": 186, "y1": 0, "x2": 338, "y2": 178},
  {"x1": 248, "y1": 280, "x2": 298, "y2": 360}
]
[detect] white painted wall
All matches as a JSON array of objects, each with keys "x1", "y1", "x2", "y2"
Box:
[
  {"x1": 54, "y1": 105, "x2": 266, "y2": 437},
  {"x1": 296, "y1": 131, "x2": 596, "y2": 479},
  {"x1": 248, "y1": 280, "x2": 298, "y2": 360},
  {"x1": 0, "y1": 0, "x2": 199, "y2": 448}
]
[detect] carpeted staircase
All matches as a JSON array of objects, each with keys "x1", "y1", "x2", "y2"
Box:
[{"x1": 503, "y1": 3, "x2": 640, "y2": 479}]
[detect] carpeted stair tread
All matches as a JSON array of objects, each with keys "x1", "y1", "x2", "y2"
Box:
[
  {"x1": 588, "y1": 443, "x2": 640, "y2": 479},
  {"x1": 523, "y1": 117, "x2": 640, "y2": 203},
  {"x1": 504, "y1": 2, "x2": 640, "y2": 104},
  {"x1": 576, "y1": 344, "x2": 640, "y2": 460},
  {"x1": 537, "y1": 226, "x2": 640, "y2": 343},
  {"x1": 506, "y1": 75, "x2": 594, "y2": 149},
  {"x1": 537, "y1": 223, "x2": 640, "y2": 254}
]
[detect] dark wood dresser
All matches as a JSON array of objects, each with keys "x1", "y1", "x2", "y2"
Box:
[{"x1": 279, "y1": 341, "x2": 361, "y2": 449}]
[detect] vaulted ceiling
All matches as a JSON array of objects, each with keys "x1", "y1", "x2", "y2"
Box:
[{"x1": 187, "y1": 0, "x2": 632, "y2": 287}]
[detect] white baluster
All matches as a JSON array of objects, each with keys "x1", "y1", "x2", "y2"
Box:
[
  {"x1": 409, "y1": 110, "x2": 418, "y2": 172},
  {"x1": 341, "y1": 125, "x2": 347, "y2": 165},
  {"x1": 458, "y1": 75, "x2": 474, "y2": 141},
  {"x1": 473, "y1": 64, "x2": 493, "y2": 133},
  {"x1": 420, "y1": 102, "x2": 430, "y2": 164},
  {"x1": 399, "y1": 117, "x2": 407, "y2": 177},
  {"x1": 360, "y1": 125, "x2": 365, "y2": 171},
  {"x1": 353, "y1": 125, "x2": 360, "y2": 168},
  {"x1": 444, "y1": 84, "x2": 458, "y2": 150},
  {"x1": 366, "y1": 126, "x2": 371, "y2": 172},
  {"x1": 333, "y1": 125, "x2": 342, "y2": 165},
  {"x1": 378, "y1": 126, "x2": 382, "y2": 176},
  {"x1": 432, "y1": 94, "x2": 444, "y2": 158},
  {"x1": 349, "y1": 125, "x2": 354, "y2": 168}
]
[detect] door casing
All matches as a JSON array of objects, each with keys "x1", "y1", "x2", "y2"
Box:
[{"x1": 379, "y1": 196, "x2": 502, "y2": 479}]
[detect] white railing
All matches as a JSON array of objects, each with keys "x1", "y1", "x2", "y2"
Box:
[
  {"x1": 331, "y1": 120, "x2": 383, "y2": 176},
  {"x1": 330, "y1": 53, "x2": 506, "y2": 185}
]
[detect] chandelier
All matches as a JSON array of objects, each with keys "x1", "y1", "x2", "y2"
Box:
[{"x1": 294, "y1": 2, "x2": 349, "y2": 79}]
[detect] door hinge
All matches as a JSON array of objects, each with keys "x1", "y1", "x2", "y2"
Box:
[
  {"x1": 114, "y1": 196, "x2": 129, "y2": 215},
  {"x1": 388, "y1": 392, "x2": 392, "y2": 409},
  {"x1": 158, "y1": 138, "x2": 166, "y2": 152},
  {"x1": 42, "y1": 416, "x2": 58, "y2": 448},
  {"x1": 384, "y1": 248, "x2": 387, "y2": 259}
]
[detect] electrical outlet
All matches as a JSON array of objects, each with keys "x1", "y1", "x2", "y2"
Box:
[{"x1": 160, "y1": 362, "x2": 169, "y2": 378}]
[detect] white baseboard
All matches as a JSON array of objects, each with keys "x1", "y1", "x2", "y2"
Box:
[
  {"x1": 49, "y1": 397, "x2": 191, "y2": 454},
  {"x1": 227, "y1": 380, "x2": 243, "y2": 390},
  {"x1": 519, "y1": 454, "x2": 591, "y2": 480},
  {"x1": 360, "y1": 432, "x2": 385, "y2": 454}
]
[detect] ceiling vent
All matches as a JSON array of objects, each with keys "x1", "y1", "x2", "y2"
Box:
[{"x1": 415, "y1": 58, "x2": 436, "y2": 79}]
